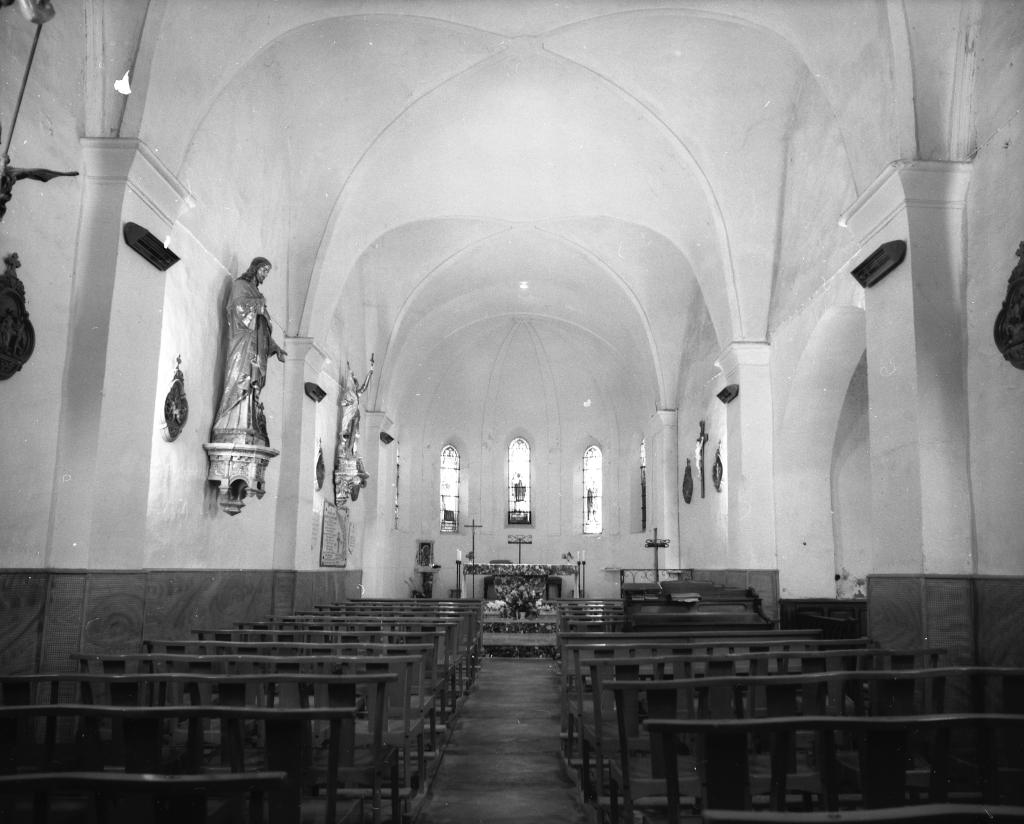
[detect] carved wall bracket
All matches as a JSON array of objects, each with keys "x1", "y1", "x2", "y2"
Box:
[
  {"x1": 203, "y1": 441, "x2": 280, "y2": 516},
  {"x1": 334, "y1": 453, "x2": 368, "y2": 512},
  {"x1": 994, "y1": 241, "x2": 1024, "y2": 369},
  {"x1": 0, "y1": 252, "x2": 34, "y2": 379}
]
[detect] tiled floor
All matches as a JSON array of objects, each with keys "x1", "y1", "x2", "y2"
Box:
[{"x1": 415, "y1": 657, "x2": 588, "y2": 824}]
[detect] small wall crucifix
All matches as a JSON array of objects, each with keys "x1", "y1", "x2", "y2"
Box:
[{"x1": 696, "y1": 420, "x2": 709, "y2": 498}]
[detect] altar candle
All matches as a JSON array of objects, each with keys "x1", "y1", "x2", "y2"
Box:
[
  {"x1": 456, "y1": 549, "x2": 462, "y2": 562},
  {"x1": 581, "y1": 549, "x2": 586, "y2": 563}
]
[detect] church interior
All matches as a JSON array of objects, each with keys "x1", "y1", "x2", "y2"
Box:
[{"x1": 2, "y1": 0, "x2": 1024, "y2": 821}]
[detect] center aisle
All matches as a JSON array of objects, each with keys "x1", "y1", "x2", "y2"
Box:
[{"x1": 415, "y1": 657, "x2": 588, "y2": 824}]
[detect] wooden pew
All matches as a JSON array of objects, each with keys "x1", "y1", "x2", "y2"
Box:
[
  {"x1": 645, "y1": 714, "x2": 1024, "y2": 818},
  {"x1": 0, "y1": 703, "x2": 367, "y2": 824},
  {"x1": 701, "y1": 804, "x2": 1024, "y2": 823},
  {"x1": 559, "y1": 638, "x2": 929, "y2": 769},
  {"x1": 142, "y1": 636, "x2": 450, "y2": 757},
  {"x1": 242, "y1": 607, "x2": 480, "y2": 699},
  {"x1": 74, "y1": 649, "x2": 432, "y2": 810},
  {"x1": 0, "y1": 769, "x2": 288, "y2": 824},
  {"x1": 0, "y1": 670, "x2": 399, "y2": 824},
  {"x1": 598, "y1": 666, "x2": 969, "y2": 824}
]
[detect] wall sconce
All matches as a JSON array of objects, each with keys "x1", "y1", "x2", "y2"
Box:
[
  {"x1": 123, "y1": 222, "x2": 180, "y2": 271},
  {"x1": 850, "y1": 240, "x2": 906, "y2": 288},
  {"x1": 379, "y1": 432, "x2": 394, "y2": 445},
  {"x1": 304, "y1": 382, "x2": 326, "y2": 402},
  {"x1": 717, "y1": 384, "x2": 739, "y2": 404}
]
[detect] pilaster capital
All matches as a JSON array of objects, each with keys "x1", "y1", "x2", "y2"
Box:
[
  {"x1": 283, "y1": 336, "x2": 331, "y2": 374},
  {"x1": 716, "y1": 340, "x2": 770, "y2": 379},
  {"x1": 363, "y1": 410, "x2": 392, "y2": 431},
  {"x1": 647, "y1": 409, "x2": 678, "y2": 436},
  {"x1": 840, "y1": 160, "x2": 972, "y2": 245},
  {"x1": 80, "y1": 137, "x2": 195, "y2": 228}
]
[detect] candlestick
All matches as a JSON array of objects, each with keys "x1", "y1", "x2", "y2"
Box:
[{"x1": 456, "y1": 549, "x2": 462, "y2": 562}]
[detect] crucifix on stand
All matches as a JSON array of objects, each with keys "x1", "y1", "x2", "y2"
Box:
[
  {"x1": 507, "y1": 534, "x2": 532, "y2": 563},
  {"x1": 645, "y1": 528, "x2": 671, "y2": 583},
  {"x1": 466, "y1": 519, "x2": 483, "y2": 597},
  {"x1": 696, "y1": 420, "x2": 709, "y2": 498}
]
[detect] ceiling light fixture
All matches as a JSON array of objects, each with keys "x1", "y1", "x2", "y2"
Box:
[{"x1": 518, "y1": 281, "x2": 529, "y2": 290}]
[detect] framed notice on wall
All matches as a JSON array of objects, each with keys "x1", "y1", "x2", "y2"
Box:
[{"x1": 320, "y1": 502, "x2": 347, "y2": 567}]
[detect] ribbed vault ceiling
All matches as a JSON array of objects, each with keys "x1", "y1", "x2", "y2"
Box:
[{"x1": 153, "y1": 3, "x2": 894, "y2": 415}]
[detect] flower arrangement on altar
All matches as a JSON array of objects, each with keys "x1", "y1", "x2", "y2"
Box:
[{"x1": 502, "y1": 581, "x2": 544, "y2": 617}]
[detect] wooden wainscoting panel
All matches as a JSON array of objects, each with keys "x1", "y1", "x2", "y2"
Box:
[
  {"x1": 975, "y1": 577, "x2": 1024, "y2": 666},
  {"x1": 867, "y1": 575, "x2": 923, "y2": 649},
  {"x1": 39, "y1": 572, "x2": 87, "y2": 684},
  {"x1": 81, "y1": 572, "x2": 147, "y2": 654},
  {"x1": 923, "y1": 577, "x2": 975, "y2": 664},
  {"x1": 0, "y1": 571, "x2": 48, "y2": 673},
  {"x1": 142, "y1": 570, "x2": 274, "y2": 641},
  {"x1": 293, "y1": 570, "x2": 363, "y2": 611},
  {"x1": 272, "y1": 570, "x2": 297, "y2": 616}
]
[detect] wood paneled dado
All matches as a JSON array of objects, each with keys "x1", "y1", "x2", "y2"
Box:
[
  {"x1": 868, "y1": 574, "x2": 1024, "y2": 666},
  {"x1": 689, "y1": 568, "x2": 780, "y2": 623},
  {"x1": 0, "y1": 568, "x2": 362, "y2": 674}
]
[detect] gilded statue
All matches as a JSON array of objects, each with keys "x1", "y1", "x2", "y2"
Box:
[
  {"x1": 212, "y1": 257, "x2": 287, "y2": 446},
  {"x1": 335, "y1": 354, "x2": 374, "y2": 510},
  {"x1": 339, "y1": 354, "x2": 374, "y2": 456}
]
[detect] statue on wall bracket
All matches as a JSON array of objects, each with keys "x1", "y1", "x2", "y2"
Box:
[
  {"x1": 334, "y1": 354, "x2": 374, "y2": 511},
  {"x1": 994, "y1": 241, "x2": 1024, "y2": 369},
  {"x1": 203, "y1": 257, "x2": 287, "y2": 515},
  {"x1": 0, "y1": 252, "x2": 35, "y2": 379}
]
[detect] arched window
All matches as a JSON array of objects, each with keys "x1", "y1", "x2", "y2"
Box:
[
  {"x1": 508, "y1": 437, "x2": 531, "y2": 525},
  {"x1": 640, "y1": 439, "x2": 647, "y2": 532},
  {"x1": 439, "y1": 445, "x2": 459, "y2": 532},
  {"x1": 583, "y1": 445, "x2": 602, "y2": 534}
]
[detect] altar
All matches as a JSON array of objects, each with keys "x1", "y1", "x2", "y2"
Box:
[{"x1": 464, "y1": 563, "x2": 578, "y2": 615}]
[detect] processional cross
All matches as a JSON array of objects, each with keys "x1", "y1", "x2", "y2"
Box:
[
  {"x1": 465, "y1": 519, "x2": 483, "y2": 597},
  {"x1": 507, "y1": 534, "x2": 532, "y2": 564},
  {"x1": 645, "y1": 528, "x2": 670, "y2": 582},
  {"x1": 696, "y1": 420, "x2": 709, "y2": 498}
]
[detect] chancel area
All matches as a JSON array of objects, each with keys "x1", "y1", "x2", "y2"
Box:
[{"x1": 2, "y1": 1, "x2": 1024, "y2": 822}]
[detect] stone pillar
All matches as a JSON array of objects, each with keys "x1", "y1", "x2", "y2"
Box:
[
  {"x1": 718, "y1": 341, "x2": 776, "y2": 570},
  {"x1": 646, "y1": 410, "x2": 680, "y2": 566},
  {"x1": 358, "y1": 410, "x2": 392, "y2": 564},
  {"x1": 841, "y1": 161, "x2": 973, "y2": 575},
  {"x1": 272, "y1": 338, "x2": 327, "y2": 569},
  {"x1": 48, "y1": 138, "x2": 192, "y2": 568}
]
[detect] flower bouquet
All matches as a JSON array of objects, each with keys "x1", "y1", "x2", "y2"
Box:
[{"x1": 501, "y1": 581, "x2": 544, "y2": 618}]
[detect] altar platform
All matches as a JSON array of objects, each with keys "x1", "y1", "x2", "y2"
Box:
[
  {"x1": 464, "y1": 564, "x2": 581, "y2": 658},
  {"x1": 481, "y1": 609, "x2": 559, "y2": 659}
]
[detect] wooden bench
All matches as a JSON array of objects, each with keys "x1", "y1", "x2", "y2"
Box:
[
  {"x1": 0, "y1": 769, "x2": 289, "y2": 824},
  {"x1": 0, "y1": 702, "x2": 369, "y2": 824},
  {"x1": 597, "y1": 665, "x2": 978, "y2": 824},
  {"x1": 1, "y1": 670, "x2": 399, "y2": 824},
  {"x1": 645, "y1": 714, "x2": 1024, "y2": 817},
  {"x1": 73, "y1": 650, "x2": 432, "y2": 812},
  {"x1": 700, "y1": 803, "x2": 1024, "y2": 823},
  {"x1": 559, "y1": 639, "x2": 932, "y2": 768}
]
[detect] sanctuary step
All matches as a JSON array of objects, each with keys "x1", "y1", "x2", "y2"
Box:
[{"x1": 481, "y1": 614, "x2": 559, "y2": 659}]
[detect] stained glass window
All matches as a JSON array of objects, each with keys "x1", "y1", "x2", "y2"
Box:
[
  {"x1": 440, "y1": 444, "x2": 459, "y2": 533},
  {"x1": 640, "y1": 438, "x2": 647, "y2": 532},
  {"x1": 583, "y1": 445, "x2": 602, "y2": 534},
  {"x1": 508, "y1": 437, "x2": 531, "y2": 525}
]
